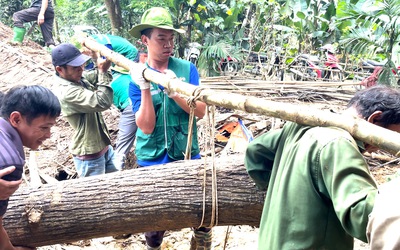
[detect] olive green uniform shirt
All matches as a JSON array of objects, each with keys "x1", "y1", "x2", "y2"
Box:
[
  {"x1": 245, "y1": 122, "x2": 377, "y2": 250},
  {"x1": 53, "y1": 70, "x2": 113, "y2": 156}
]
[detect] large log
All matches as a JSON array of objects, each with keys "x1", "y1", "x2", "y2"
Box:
[
  {"x1": 82, "y1": 38, "x2": 400, "y2": 156},
  {"x1": 5, "y1": 155, "x2": 265, "y2": 247}
]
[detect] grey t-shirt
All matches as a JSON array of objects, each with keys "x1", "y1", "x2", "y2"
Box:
[{"x1": 30, "y1": 0, "x2": 53, "y2": 9}]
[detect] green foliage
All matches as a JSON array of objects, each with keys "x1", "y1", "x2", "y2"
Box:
[
  {"x1": 0, "y1": 0, "x2": 26, "y2": 26},
  {"x1": 56, "y1": 0, "x2": 110, "y2": 33},
  {"x1": 197, "y1": 35, "x2": 243, "y2": 76},
  {"x1": 4, "y1": 0, "x2": 400, "y2": 85},
  {"x1": 339, "y1": 0, "x2": 400, "y2": 87}
]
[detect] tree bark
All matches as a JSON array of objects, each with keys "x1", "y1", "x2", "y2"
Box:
[
  {"x1": 5, "y1": 155, "x2": 265, "y2": 247},
  {"x1": 104, "y1": 0, "x2": 123, "y2": 35}
]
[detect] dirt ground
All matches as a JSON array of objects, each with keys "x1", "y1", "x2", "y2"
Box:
[{"x1": 1, "y1": 21, "x2": 399, "y2": 250}]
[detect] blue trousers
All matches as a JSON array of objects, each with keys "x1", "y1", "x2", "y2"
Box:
[{"x1": 73, "y1": 146, "x2": 118, "y2": 177}]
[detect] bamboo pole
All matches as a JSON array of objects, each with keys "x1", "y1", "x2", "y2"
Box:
[{"x1": 82, "y1": 38, "x2": 400, "y2": 156}]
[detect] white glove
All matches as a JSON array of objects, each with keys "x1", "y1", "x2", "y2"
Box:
[
  {"x1": 130, "y1": 63, "x2": 150, "y2": 90},
  {"x1": 164, "y1": 69, "x2": 178, "y2": 98}
]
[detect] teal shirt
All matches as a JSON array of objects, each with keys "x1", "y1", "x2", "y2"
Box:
[
  {"x1": 134, "y1": 58, "x2": 200, "y2": 162},
  {"x1": 245, "y1": 122, "x2": 377, "y2": 250},
  {"x1": 91, "y1": 34, "x2": 138, "y2": 62},
  {"x1": 111, "y1": 72, "x2": 131, "y2": 110}
]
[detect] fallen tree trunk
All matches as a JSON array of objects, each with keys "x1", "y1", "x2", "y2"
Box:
[
  {"x1": 5, "y1": 155, "x2": 265, "y2": 247},
  {"x1": 82, "y1": 38, "x2": 400, "y2": 157}
]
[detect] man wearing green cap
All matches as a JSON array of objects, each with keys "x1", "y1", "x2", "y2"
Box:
[{"x1": 128, "y1": 6, "x2": 211, "y2": 250}]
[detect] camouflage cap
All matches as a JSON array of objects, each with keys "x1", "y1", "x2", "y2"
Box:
[{"x1": 129, "y1": 7, "x2": 185, "y2": 38}]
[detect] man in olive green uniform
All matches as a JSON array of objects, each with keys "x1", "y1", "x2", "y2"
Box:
[
  {"x1": 245, "y1": 85, "x2": 400, "y2": 250},
  {"x1": 51, "y1": 43, "x2": 117, "y2": 177}
]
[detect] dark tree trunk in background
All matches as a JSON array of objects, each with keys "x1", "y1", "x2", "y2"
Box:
[
  {"x1": 5, "y1": 155, "x2": 265, "y2": 247},
  {"x1": 104, "y1": 0, "x2": 123, "y2": 35}
]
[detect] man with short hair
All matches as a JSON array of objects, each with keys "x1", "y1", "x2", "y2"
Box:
[
  {"x1": 0, "y1": 85, "x2": 61, "y2": 250},
  {"x1": 128, "y1": 7, "x2": 210, "y2": 250},
  {"x1": 51, "y1": 43, "x2": 118, "y2": 177},
  {"x1": 245, "y1": 85, "x2": 400, "y2": 249}
]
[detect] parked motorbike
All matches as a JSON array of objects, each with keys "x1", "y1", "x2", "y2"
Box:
[
  {"x1": 244, "y1": 47, "x2": 284, "y2": 80},
  {"x1": 288, "y1": 44, "x2": 343, "y2": 81},
  {"x1": 185, "y1": 42, "x2": 201, "y2": 65},
  {"x1": 219, "y1": 56, "x2": 239, "y2": 74}
]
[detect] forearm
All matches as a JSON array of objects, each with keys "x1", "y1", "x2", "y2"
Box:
[
  {"x1": 136, "y1": 90, "x2": 156, "y2": 134},
  {"x1": 170, "y1": 95, "x2": 206, "y2": 118},
  {"x1": 39, "y1": 0, "x2": 48, "y2": 15},
  {"x1": 97, "y1": 71, "x2": 113, "y2": 86},
  {"x1": 62, "y1": 84, "x2": 113, "y2": 114}
]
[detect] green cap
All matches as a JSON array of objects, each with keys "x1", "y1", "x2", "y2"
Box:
[{"x1": 129, "y1": 7, "x2": 185, "y2": 38}]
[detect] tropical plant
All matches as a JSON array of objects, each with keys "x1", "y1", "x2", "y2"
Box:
[
  {"x1": 339, "y1": 0, "x2": 400, "y2": 87},
  {"x1": 277, "y1": 0, "x2": 340, "y2": 53},
  {"x1": 0, "y1": 0, "x2": 25, "y2": 26}
]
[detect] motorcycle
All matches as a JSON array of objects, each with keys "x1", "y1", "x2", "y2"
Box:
[
  {"x1": 244, "y1": 47, "x2": 284, "y2": 80},
  {"x1": 185, "y1": 42, "x2": 201, "y2": 65},
  {"x1": 288, "y1": 44, "x2": 343, "y2": 82}
]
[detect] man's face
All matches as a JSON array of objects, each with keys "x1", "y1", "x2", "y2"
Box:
[
  {"x1": 57, "y1": 64, "x2": 85, "y2": 83},
  {"x1": 13, "y1": 114, "x2": 57, "y2": 150},
  {"x1": 144, "y1": 28, "x2": 175, "y2": 62}
]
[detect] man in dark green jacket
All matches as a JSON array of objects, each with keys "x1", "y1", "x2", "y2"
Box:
[
  {"x1": 245, "y1": 85, "x2": 400, "y2": 250},
  {"x1": 51, "y1": 43, "x2": 118, "y2": 177}
]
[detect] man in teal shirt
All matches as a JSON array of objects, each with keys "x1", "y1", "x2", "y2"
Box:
[
  {"x1": 245, "y1": 85, "x2": 400, "y2": 249},
  {"x1": 128, "y1": 7, "x2": 209, "y2": 250}
]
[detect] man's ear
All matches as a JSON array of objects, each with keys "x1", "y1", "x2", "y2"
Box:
[
  {"x1": 141, "y1": 35, "x2": 148, "y2": 46},
  {"x1": 55, "y1": 66, "x2": 63, "y2": 74},
  {"x1": 366, "y1": 111, "x2": 383, "y2": 125},
  {"x1": 9, "y1": 111, "x2": 22, "y2": 127}
]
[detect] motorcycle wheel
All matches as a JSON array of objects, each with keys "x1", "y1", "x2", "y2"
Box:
[
  {"x1": 271, "y1": 65, "x2": 284, "y2": 81},
  {"x1": 189, "y1": 56, "x2": 198, "y2": 65},
  {"x1": 222, "y1": 61, "x2": 238, "y2": 74},
  {"x1": 329, "y1": 68, "x2": 343, "y2": 82},
  {"x1": 290, "y1": 61, "x2": 313, "y2": 81},
  {"x1": 353, "y1": 68, "x2": 371, "y2": 82}
]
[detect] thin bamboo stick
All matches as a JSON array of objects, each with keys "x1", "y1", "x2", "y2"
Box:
[{"x1": 82, "y1": 38, "x2": 400, "y2": 156}]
